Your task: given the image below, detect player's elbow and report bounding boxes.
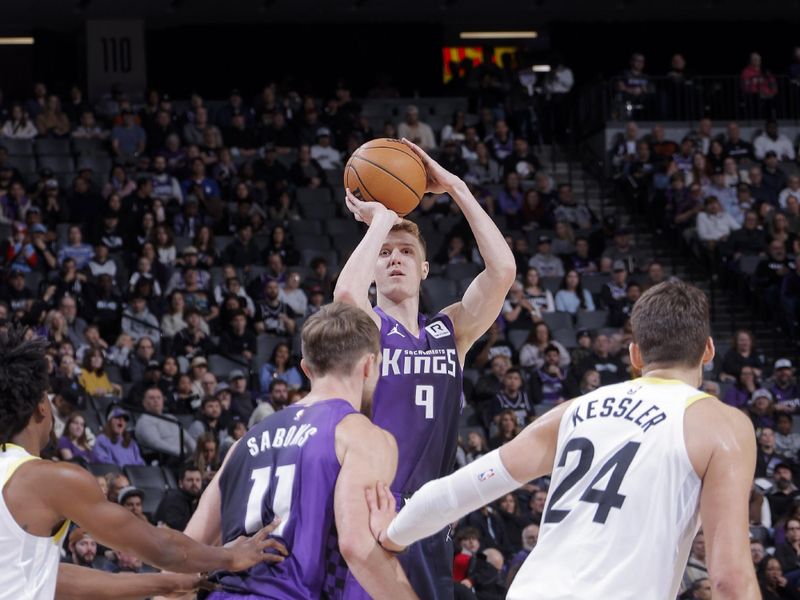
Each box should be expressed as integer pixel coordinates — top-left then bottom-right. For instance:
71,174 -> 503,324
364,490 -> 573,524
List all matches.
491,253 -> 518,288
338,531 -> 379,568
332,287 -> 358,307
709,570 -> 757,600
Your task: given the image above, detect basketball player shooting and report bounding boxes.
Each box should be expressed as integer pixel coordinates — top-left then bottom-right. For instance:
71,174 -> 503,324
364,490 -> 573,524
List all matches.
0,326 -> 287,600
366,282 -> 758,600
334,138 -> 516,599
179,303 -> 417,600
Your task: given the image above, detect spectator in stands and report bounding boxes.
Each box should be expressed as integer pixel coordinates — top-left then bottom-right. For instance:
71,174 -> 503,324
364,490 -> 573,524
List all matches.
720,329 -> 765,382
57,411 -> 93,463
528,235 -> 564,278
616,53 -> 651,116
770,359 -> 799,408
57,224 -> 94,269
697,196 -> 740,244
774,520 -> 800,583
279,271 -> 307,316
227,368 -> 255,422
111,108 -> 146,163
509,524 -> 538,570
121,295 -> 160,346
763,152 -> 789,197
32,93 -> 68,137
182,158 -> 222,220
489,408 -> 522,449
255,280 -> 296,336
154,464 -> 203,531
118,486 -> 149,522
78,348 -> 120,398
775,413 -> 800,459
193,431 -> 221,485
1,103 -> 37,139
135,385 -> 195,458
188,395 -> 227,445
531,345 -> 568,410
550,183 -> 594,231
310,127 -> 342,170
92,407 -> 144,467
222,222 -> 261,269
554,269 -> 595,314
722,122 -> 752,163
608,282 -> 640,328
723,365 -> 758,409
259,342 -> 303,392
752,394 -> 778,433
504,138 -> 540,182
755,120 -> 795,161
172,308 -> 214,361
577,334 -> 626,386
681,531 -> 708,595
502,280 -> 539,331
769,465 -> 800,523
492,368 -> 534,428
67,528 -> 109,570
779,176 -> 800,210
758,555 -> 798,599
219,309 -> 257,359
161,290 -> 188,338
397,104 -> 436,152
72,110 -> 106,140
289,144 -> 327,189
519,321 -> 570,371
757,240 -> 792,314
462,430 -> 489,465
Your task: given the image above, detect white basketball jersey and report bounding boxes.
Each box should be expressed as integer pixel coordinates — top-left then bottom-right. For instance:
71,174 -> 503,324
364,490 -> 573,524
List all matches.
509,377 -> 710,600
0,444 -> 68,600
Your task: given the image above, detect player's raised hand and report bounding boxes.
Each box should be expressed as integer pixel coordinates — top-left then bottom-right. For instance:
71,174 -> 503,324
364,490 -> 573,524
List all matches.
344,187 -> 401,227
365,482 -> 406,554
224,517 -> 289,572
400,137 -> 459,195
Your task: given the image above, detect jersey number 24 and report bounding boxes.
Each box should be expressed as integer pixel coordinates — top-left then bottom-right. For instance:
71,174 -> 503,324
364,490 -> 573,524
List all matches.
544,438 -> 641,525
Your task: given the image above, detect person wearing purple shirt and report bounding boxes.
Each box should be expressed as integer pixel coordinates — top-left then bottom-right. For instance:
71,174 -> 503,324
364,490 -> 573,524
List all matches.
497,171 -> 525,218
91,407 -> 145,467
722,365 -> 757,410
334,139 -> 515,600
771,359 -> 800,412
181,303 -> 416,599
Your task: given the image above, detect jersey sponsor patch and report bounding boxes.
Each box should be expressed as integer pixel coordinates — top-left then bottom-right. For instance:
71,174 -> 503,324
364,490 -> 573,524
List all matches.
425,321 -> 451,339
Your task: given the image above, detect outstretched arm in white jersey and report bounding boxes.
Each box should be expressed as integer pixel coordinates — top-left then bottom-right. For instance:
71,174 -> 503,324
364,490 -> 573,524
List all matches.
400,139 -> 517,364
366,401 -> 569,549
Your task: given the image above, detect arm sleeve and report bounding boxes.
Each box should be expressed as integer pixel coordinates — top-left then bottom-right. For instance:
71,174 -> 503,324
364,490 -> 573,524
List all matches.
386,449 -> 523,547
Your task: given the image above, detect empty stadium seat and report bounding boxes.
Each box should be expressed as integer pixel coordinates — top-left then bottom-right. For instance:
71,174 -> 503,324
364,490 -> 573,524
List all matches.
444,262 -> 481,281
575,310 -> 610,331
208,354 -> 249,378
508,329 -> 530,350
542,311 -> 573,332
325,218 -> 359,237
38,155 -> 74,172
289,220 -> 323,236
124,464 -> 170,489
2,139 -> 34,156
35,138 -> 71,156
422,277 -> 459,312
294,233 -> 330,252
87,463 -> 121,478
72,137 -> 107,156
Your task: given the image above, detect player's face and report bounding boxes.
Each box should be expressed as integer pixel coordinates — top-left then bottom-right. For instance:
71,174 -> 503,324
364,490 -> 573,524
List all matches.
375,231 -> 428,302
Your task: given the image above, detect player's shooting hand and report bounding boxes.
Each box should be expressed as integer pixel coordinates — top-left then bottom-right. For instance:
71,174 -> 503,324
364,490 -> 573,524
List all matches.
344,188 -> 400,227
224,517 -> 289,572
401,137 -> 459,195
365,482 -> 406,553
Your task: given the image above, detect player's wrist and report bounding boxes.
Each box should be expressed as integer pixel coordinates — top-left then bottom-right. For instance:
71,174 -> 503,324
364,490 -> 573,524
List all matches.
378,531 -> 406,554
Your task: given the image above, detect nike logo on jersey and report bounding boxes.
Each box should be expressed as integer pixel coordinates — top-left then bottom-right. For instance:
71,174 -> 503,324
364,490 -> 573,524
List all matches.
388,324 -> 405,338
425,321 -> 451,339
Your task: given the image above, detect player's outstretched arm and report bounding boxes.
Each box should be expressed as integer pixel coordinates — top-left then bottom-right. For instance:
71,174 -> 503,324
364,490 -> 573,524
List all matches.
40,462 -> 287,574
334,414 -> 417,600
692,404 -> 760,599
56,563 -> 205,600
370,402 -> 569,550
401,139 -> 516,364
333,189 -> 400,322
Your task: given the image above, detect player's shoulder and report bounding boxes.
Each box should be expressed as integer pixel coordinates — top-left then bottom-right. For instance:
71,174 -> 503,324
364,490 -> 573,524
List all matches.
686,394 -> 753,437
337,413 -> 397,450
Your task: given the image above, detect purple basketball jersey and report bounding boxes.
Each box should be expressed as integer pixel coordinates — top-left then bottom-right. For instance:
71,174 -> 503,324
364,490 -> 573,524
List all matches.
215,400 -> 356,599
371,307 -> 463,494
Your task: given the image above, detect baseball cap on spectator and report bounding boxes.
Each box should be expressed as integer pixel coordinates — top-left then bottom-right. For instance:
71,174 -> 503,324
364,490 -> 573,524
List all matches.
406,105 -> 419,115
229,369 -> 246,382
146,360 -> 161,371
612,260 -> 627,272
44,179 -> 59,190
182,246 -> 198,256
537,235 -> 551,245
107,406 -> 130,421
191,356 -> 208,368
68,527 -> 92,546
31,224 -> 47,234
576,328 -> 591,341
27,206 -> 40,215
118,486 -> 144,505
751,388 -> 774,404
316,127 -> 331,138
9,268 -> 24,278
775,358 -> 794,371
77,163 -> 94,173
775,461 -> 793,473
215,382 -> 230,396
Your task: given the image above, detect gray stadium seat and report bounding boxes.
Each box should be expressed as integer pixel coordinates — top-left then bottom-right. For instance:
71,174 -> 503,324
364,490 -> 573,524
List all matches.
38,155 -> 74,172
553,328 -> 579,349
576,310 -> 610,331
7,156 -> 36,173
208,354 -> 249,378
508,329 -> 530,350
294,233 -> 331,252
72,137 -> 107,157
422,277 -> 459,312
542,311 -> 573,332
582,275 -> 610,296
35,138 -> 71,156
2,139 -> 34,156
739,255 -> 760,277
541,277 -> 561,295
325,218 -> 359,237
444,262 -> 481,281
88,463 -> 121,478
289,220 -> 323,236
124,465 -> 169,489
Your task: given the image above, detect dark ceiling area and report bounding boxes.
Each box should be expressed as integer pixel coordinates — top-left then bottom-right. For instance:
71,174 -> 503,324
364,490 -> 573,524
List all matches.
5,0 -> 800,29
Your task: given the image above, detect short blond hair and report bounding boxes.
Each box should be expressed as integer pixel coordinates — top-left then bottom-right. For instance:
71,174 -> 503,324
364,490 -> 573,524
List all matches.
391,219 -> 427,257
301,302 -> 380,376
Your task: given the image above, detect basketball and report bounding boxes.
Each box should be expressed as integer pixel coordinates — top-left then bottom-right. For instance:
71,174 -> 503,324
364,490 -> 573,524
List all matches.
344,138 -> 427,216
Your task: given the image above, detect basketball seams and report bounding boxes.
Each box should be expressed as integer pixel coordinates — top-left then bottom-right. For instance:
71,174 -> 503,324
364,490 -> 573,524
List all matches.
359,144 -> 426,179
351,154 -> 422,202
348,163 -> 377,202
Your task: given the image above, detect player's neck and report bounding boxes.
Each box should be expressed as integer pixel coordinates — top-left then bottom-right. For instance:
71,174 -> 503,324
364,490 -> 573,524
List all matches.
377,294 -> 420,335
300,375 -> 364,413
640,365 -> 703,389
9,430 -> 42,457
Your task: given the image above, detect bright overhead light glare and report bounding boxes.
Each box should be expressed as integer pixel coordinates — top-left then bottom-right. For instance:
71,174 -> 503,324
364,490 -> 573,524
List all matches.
459,31 -> 538,40
532,65 -> 551,72
0,37 -> 34,45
